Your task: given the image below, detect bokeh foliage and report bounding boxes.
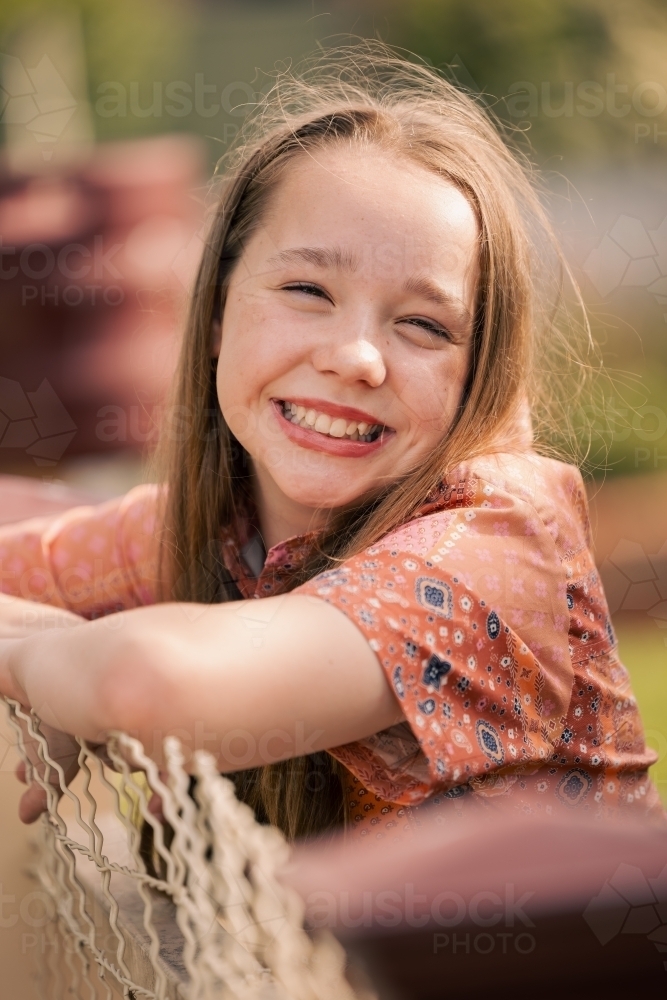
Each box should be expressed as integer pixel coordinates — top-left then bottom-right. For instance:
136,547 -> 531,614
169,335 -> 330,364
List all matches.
0,0 -> 666,476
2,0 -> 665,161
377,0 -> 667,164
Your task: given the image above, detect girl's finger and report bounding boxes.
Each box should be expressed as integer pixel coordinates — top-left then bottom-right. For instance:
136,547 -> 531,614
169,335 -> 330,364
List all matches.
19,784 -> 48,824
148,791 -> 164,822
16,760 -> 27,784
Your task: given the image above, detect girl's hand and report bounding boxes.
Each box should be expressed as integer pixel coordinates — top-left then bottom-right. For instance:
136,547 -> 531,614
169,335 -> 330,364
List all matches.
0,596 -> 86,822
0,596 -> 84,701
14,718 -> 82,823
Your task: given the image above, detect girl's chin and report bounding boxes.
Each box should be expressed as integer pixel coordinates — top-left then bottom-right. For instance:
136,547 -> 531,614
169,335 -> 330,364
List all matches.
271,476 -> 375,512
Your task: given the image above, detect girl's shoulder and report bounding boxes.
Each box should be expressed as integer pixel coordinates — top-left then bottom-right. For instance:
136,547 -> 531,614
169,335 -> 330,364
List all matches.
446,448 -> 586,504
58,481 -> 166,559
114,481 -> 164,525
462,450 -> 591,555
391,450 -> 591,563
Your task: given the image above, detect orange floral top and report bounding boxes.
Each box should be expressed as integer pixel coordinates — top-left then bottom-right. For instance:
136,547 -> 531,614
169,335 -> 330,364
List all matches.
0,450 -> 661,838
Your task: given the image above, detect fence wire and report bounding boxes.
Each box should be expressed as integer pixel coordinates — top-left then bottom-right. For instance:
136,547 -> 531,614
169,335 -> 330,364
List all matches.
4,698 -> 365,1000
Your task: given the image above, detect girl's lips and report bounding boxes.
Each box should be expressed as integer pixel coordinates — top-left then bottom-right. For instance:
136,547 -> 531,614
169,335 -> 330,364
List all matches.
271,400 -> 394,457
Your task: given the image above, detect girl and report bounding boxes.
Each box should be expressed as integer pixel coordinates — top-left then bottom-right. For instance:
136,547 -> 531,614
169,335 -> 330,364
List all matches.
0,45 -> 661,841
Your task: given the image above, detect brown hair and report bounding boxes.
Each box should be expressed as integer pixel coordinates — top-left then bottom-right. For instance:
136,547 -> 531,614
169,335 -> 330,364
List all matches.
152,42 -> 591,840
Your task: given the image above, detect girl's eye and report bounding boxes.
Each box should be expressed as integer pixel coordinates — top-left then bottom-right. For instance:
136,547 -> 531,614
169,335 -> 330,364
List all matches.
282,281 -> 330,300
401,316 -> 452,341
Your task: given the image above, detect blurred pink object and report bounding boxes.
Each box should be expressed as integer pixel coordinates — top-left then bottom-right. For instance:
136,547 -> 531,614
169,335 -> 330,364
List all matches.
0,474 -> 98,523
0,134 -> 207,469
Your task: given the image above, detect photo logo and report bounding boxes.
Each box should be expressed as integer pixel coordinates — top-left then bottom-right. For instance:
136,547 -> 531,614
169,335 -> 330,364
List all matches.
0,377 -> 76,465
0,54 -> 77,161
600,538 -> 667,639
583,214 -> 667,317
583,863 -> 667,961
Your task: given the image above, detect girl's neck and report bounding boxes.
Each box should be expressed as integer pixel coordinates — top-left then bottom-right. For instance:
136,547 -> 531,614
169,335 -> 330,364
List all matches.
251,468 -> 329,550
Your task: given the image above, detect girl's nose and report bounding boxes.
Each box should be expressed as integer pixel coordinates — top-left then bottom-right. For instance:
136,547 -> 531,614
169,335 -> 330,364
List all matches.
311,335 -> 386,387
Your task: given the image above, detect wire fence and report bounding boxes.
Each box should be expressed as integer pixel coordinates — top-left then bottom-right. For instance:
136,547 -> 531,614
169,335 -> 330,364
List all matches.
4,698 -> 364,1000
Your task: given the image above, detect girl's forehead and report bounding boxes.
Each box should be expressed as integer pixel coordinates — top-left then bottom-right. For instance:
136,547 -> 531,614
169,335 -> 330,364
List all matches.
258,148 -> 478,247
256,147 -> 479,284
273,145 -> 475,226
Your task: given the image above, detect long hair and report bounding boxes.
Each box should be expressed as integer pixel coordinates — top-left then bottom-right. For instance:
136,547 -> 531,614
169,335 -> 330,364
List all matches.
151,41 -> 593,840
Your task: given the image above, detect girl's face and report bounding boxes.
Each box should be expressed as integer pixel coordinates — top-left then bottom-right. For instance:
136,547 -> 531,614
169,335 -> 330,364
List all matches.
216,145 -> 479,532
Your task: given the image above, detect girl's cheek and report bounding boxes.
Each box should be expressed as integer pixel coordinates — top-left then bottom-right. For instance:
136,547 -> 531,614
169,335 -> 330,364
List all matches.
392,364 -> 460,428
221,402 -> 258,442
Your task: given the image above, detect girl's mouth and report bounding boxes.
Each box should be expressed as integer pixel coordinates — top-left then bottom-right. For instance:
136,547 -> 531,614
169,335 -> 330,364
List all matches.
278,399 -> 383,441
272,399 -> 393,455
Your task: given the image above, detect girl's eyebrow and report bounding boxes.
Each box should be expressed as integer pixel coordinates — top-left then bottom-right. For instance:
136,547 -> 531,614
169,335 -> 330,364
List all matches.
266,245 -> 358,271
266,247 -> 473,329
404,274 -> 473,327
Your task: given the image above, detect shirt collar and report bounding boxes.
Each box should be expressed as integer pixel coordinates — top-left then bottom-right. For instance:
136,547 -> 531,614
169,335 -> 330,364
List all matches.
221,483 -> 457,599
221,520 -> 319,599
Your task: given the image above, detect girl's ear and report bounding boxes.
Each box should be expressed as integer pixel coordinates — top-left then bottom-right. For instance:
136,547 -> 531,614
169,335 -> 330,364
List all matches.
210,319 -> 222,358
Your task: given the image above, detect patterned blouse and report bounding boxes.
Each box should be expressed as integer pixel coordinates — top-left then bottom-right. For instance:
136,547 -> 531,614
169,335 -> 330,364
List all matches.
0,450 -> 661,838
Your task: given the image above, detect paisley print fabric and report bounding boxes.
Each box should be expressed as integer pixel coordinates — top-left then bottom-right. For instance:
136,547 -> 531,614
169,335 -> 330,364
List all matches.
0,451 -> 662,838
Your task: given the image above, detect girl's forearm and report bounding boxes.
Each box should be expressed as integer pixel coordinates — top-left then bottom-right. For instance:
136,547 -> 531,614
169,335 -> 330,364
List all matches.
4,596 -> 402,769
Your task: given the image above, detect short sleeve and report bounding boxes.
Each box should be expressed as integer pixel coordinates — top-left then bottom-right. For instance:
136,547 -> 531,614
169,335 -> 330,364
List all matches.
0,483 -> 161,616
295,473 -> 574,805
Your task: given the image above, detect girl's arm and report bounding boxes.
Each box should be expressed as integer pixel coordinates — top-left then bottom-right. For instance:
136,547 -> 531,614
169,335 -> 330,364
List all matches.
1,595 -> 404,768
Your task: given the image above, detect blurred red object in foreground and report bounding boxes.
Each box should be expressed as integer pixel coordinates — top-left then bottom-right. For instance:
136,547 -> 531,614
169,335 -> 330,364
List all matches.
286,795 -> 667,999
0,134 -> 207,471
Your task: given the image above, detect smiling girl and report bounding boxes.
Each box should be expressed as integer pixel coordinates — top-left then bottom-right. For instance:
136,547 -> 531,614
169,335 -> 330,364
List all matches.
0,46 -> 661,839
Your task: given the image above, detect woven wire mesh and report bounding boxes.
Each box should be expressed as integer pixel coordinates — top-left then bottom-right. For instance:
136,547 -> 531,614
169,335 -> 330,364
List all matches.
4,698 -> 363,1000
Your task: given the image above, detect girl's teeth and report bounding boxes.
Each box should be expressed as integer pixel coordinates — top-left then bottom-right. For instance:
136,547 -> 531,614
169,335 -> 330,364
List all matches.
314,413 -> 332,434
329,417 -> 347,438
282,402 -> 381,441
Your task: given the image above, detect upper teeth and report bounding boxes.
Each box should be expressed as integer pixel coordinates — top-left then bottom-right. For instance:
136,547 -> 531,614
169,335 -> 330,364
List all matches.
281,401 -> 381,441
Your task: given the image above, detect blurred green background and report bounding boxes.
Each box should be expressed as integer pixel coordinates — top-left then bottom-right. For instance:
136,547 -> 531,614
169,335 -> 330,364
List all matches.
2,0 -> 666,473
0,0 -> 665,792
